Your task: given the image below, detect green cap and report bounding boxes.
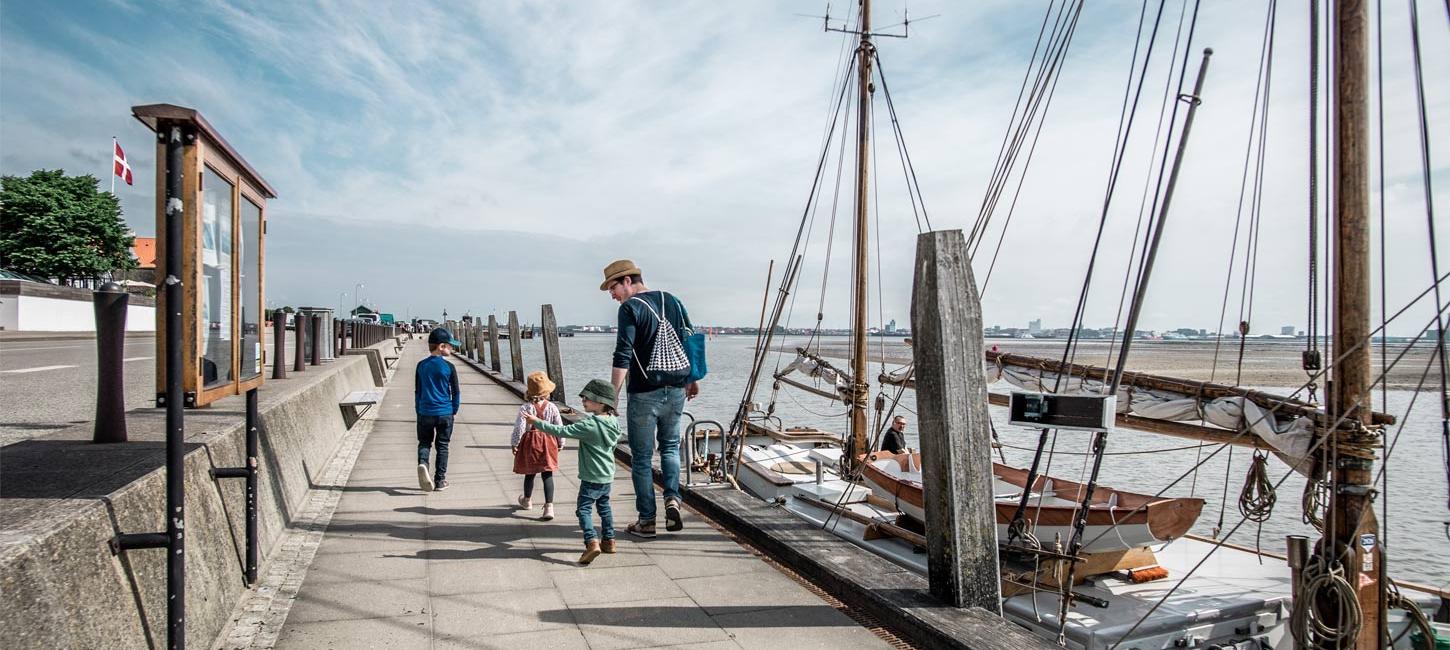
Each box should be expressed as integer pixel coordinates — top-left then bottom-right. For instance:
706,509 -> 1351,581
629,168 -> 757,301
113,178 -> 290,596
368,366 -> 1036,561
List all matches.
578,378 -> 616,409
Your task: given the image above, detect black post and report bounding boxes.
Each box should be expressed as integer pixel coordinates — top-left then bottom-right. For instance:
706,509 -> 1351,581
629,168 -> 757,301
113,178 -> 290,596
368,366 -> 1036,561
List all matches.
244,388 -> 258,584
93,283 -> 129,443
293,313 -> 307,372
541,304 -> 566,402
310,314 -> 322,366
488,315 -> 502,372
272,310 -> 286,379
163,124 -> 188,650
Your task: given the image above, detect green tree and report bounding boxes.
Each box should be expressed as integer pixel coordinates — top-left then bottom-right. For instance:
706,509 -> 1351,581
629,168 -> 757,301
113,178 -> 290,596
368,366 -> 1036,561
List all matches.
0,169 -> 137,282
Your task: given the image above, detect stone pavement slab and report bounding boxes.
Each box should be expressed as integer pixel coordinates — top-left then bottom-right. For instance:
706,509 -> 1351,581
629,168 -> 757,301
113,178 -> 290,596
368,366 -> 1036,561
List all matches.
270,341 -> 891,649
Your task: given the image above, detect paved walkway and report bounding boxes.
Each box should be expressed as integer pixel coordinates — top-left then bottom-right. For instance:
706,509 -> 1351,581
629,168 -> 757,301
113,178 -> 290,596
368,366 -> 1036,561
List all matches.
274,341 -> 891,649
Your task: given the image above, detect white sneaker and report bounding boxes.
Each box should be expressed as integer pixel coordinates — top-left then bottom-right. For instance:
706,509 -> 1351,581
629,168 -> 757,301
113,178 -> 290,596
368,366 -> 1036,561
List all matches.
517,494 -> 532,510
417,463 -> 434,492
540,503 -> 555,521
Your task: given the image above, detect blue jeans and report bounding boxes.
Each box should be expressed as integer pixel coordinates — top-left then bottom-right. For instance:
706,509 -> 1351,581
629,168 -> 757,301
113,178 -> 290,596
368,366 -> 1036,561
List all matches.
576,481 -> 614,543
627,386 -> 685,522
416,414 -> 454,481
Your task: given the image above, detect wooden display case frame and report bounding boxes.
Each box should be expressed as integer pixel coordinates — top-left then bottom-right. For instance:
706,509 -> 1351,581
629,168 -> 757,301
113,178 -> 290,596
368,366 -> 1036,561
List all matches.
133,104 -> 277,408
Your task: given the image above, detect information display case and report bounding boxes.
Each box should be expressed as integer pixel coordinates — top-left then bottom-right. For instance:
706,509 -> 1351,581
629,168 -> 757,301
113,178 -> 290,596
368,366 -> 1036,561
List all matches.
133,104 -> 277,407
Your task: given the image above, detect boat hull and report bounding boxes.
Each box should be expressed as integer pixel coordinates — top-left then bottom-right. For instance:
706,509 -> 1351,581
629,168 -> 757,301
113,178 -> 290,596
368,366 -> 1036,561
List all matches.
859,451 -> 1203,553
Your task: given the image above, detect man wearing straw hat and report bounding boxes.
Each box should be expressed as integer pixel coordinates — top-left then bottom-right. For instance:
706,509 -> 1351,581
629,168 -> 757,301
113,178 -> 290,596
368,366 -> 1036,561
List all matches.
601,259 -> 699,538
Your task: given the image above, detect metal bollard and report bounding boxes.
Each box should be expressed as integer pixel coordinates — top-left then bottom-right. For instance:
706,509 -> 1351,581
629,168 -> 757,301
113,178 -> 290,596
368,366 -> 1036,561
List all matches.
293,313 -> 307,372
93,282 -> 129,443
272,310 -> 287,379
310,315 -> 322,366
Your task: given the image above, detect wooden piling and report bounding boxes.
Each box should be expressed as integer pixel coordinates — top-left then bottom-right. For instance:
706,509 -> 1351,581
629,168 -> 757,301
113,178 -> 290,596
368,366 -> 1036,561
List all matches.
507,311 -> 524,383
909,229 -> 1000,611
541,304 -> 566,402
487,315 -> 502,372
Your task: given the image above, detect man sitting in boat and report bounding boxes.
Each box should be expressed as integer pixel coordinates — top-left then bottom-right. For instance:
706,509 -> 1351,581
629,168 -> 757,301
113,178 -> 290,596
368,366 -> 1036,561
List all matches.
879,415 -> 908,455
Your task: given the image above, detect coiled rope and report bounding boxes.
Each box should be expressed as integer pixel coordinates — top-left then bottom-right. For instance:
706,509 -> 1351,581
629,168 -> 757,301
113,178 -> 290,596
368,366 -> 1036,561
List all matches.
1237,450 -> 1276,523
1289,558 -> 1361,649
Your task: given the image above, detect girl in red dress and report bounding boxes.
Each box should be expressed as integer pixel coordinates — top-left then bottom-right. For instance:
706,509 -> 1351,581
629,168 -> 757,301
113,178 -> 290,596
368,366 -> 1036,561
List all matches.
513,371 -> 563,520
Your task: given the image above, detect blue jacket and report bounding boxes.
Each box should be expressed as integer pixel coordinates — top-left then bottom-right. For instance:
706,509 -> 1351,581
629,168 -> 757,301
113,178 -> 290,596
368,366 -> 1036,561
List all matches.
415,355 -> 460,416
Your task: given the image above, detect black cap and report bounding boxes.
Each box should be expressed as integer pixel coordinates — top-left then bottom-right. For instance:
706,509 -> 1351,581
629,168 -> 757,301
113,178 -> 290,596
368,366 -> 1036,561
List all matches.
428,328 -> 453,346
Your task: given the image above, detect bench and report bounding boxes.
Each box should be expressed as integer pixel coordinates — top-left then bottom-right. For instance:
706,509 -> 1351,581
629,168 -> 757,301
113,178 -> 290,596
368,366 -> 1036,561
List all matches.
384,356 -> 399,368
339,389 -> 384,429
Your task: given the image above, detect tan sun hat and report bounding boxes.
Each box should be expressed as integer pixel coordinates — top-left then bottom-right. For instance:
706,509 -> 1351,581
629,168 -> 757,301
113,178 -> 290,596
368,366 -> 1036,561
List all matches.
599,259 -> 643,291
526,371 -> 556,399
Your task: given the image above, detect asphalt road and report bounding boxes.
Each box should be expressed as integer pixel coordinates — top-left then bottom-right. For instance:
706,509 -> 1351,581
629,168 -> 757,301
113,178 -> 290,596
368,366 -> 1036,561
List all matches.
0,336 -> 295,445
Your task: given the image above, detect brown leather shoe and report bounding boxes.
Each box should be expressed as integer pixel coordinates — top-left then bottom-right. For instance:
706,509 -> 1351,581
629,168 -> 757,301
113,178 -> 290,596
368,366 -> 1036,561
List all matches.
579,540 -> 602,565
600,538 -> 616,554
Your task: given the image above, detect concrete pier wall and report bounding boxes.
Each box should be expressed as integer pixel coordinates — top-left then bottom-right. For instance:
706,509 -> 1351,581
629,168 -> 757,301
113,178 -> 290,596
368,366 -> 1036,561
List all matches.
0,340 -> 394,649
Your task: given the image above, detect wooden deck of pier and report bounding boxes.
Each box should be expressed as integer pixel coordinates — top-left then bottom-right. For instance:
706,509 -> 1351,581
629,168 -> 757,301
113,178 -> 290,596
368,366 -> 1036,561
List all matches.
272,340 -> 892,649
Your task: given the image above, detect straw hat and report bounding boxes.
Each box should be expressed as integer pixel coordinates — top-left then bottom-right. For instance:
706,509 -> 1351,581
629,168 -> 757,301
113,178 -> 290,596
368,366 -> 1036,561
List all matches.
526,371 -> 556,399
599,259 -> 643,290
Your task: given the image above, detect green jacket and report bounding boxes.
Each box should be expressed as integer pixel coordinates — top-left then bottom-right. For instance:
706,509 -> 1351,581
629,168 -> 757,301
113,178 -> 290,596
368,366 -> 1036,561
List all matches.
534,414 -> 622,484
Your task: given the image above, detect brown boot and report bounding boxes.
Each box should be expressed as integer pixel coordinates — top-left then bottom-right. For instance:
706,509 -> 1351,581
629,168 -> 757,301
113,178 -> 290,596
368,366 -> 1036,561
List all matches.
579,540 -> 602,565
600,538 -> 616,554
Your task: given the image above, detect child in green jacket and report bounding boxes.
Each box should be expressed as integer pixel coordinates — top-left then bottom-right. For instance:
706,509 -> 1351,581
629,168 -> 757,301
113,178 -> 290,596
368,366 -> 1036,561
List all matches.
524,378 -> 623,565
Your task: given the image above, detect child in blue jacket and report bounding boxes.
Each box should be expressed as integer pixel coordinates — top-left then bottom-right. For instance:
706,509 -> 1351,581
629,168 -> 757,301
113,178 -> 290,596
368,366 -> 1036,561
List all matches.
416,328 -> 461,491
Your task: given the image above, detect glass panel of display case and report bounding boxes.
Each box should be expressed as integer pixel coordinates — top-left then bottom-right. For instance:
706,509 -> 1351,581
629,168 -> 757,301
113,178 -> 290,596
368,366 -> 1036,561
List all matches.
201,165 -> 234,389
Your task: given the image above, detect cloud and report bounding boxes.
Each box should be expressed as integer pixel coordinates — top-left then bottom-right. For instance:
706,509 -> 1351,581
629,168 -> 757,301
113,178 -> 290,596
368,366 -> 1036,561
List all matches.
1,0 -> 1445,335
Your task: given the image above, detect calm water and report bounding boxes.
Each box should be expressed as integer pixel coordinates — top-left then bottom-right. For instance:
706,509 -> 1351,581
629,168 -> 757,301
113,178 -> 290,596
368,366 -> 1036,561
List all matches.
500,333 -> 1449,588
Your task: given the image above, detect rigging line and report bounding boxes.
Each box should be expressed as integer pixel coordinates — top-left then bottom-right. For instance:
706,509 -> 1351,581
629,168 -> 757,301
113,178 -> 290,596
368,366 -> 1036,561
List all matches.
1046,0 -> 1174,379
770,54 -> 860,378
874,57 -> 922,232
873,51 -> 935,232
1308,0 -> 1321,363
1406,0 -> 1450,511
1110,1 -> 1201,394
1107,0 -> 1193,378
972,2 -> 1081,259
995,441 -> 1227,456
1076,289 -> 1450,553
1106,322 -> 1447,650
871,85 -> 886,375
1207,0 -> 1277,387
971,0 -> 1081,255
1060,17 -> 1207,638
1234,2 -> 1279,389
971,0 -> 1064,243
811,71 -> 859,345
1005,0 -> 1168,545
978,8 -> 1083,294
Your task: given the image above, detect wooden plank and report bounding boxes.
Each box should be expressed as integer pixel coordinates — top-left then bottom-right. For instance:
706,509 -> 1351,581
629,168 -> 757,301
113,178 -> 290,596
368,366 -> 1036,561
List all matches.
911,229 -> 1000,611
541,304 -> 566,402
982,350 -> 1394,426
507,310 -> 524,382
487,315 -> 502,372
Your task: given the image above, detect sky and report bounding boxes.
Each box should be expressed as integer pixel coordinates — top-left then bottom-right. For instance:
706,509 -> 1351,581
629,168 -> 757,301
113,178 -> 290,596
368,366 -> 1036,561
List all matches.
1,1 -> 1446,335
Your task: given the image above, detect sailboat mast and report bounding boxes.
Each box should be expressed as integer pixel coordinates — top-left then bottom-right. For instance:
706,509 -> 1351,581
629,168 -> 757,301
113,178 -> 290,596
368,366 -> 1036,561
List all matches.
848,0 -> 875,467
1328,0 -> 1380,642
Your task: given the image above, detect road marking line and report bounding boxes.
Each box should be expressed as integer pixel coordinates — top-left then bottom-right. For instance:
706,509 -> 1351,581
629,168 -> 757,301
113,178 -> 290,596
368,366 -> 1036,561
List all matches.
123,356 -> 153,362
1,365 -> 77,374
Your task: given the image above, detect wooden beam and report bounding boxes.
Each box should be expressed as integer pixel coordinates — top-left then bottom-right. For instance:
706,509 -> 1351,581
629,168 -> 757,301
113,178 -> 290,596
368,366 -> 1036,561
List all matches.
507,310 -> 524,383
983,350 -> 1394,426
541,304 -> 566,402
911,229 -> 1000,611
487,315 -> 502,373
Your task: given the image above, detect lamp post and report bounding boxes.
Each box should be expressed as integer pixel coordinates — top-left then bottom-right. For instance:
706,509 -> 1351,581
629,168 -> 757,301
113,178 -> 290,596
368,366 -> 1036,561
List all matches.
353,282 -> 365,318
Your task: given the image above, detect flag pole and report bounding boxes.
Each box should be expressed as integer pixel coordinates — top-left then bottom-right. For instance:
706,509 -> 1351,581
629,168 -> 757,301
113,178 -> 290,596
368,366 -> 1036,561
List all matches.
111,137 -> 117,195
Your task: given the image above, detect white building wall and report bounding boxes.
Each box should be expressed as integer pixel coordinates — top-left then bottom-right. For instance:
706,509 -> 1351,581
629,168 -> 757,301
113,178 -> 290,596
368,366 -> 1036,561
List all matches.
7,295 -> 156,332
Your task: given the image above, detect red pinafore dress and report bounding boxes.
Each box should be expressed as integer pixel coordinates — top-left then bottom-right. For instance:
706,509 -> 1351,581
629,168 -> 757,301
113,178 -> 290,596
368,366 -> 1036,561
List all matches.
513,401 -> 560,474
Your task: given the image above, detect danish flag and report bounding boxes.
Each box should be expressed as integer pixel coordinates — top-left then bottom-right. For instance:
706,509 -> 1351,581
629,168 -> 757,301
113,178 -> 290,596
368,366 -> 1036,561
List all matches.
113,139 -> 133,186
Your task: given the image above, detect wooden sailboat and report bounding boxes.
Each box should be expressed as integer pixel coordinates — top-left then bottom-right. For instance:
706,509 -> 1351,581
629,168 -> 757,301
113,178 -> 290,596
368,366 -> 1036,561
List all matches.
701,0 -> 1448,647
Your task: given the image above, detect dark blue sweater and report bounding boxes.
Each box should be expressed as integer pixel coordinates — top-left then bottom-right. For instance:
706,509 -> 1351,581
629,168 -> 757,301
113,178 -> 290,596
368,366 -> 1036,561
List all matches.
415,354 -> 460,416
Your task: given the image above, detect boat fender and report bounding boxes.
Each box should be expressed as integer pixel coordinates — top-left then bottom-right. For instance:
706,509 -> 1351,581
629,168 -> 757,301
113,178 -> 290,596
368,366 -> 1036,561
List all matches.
1125,565 -> 1170,583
